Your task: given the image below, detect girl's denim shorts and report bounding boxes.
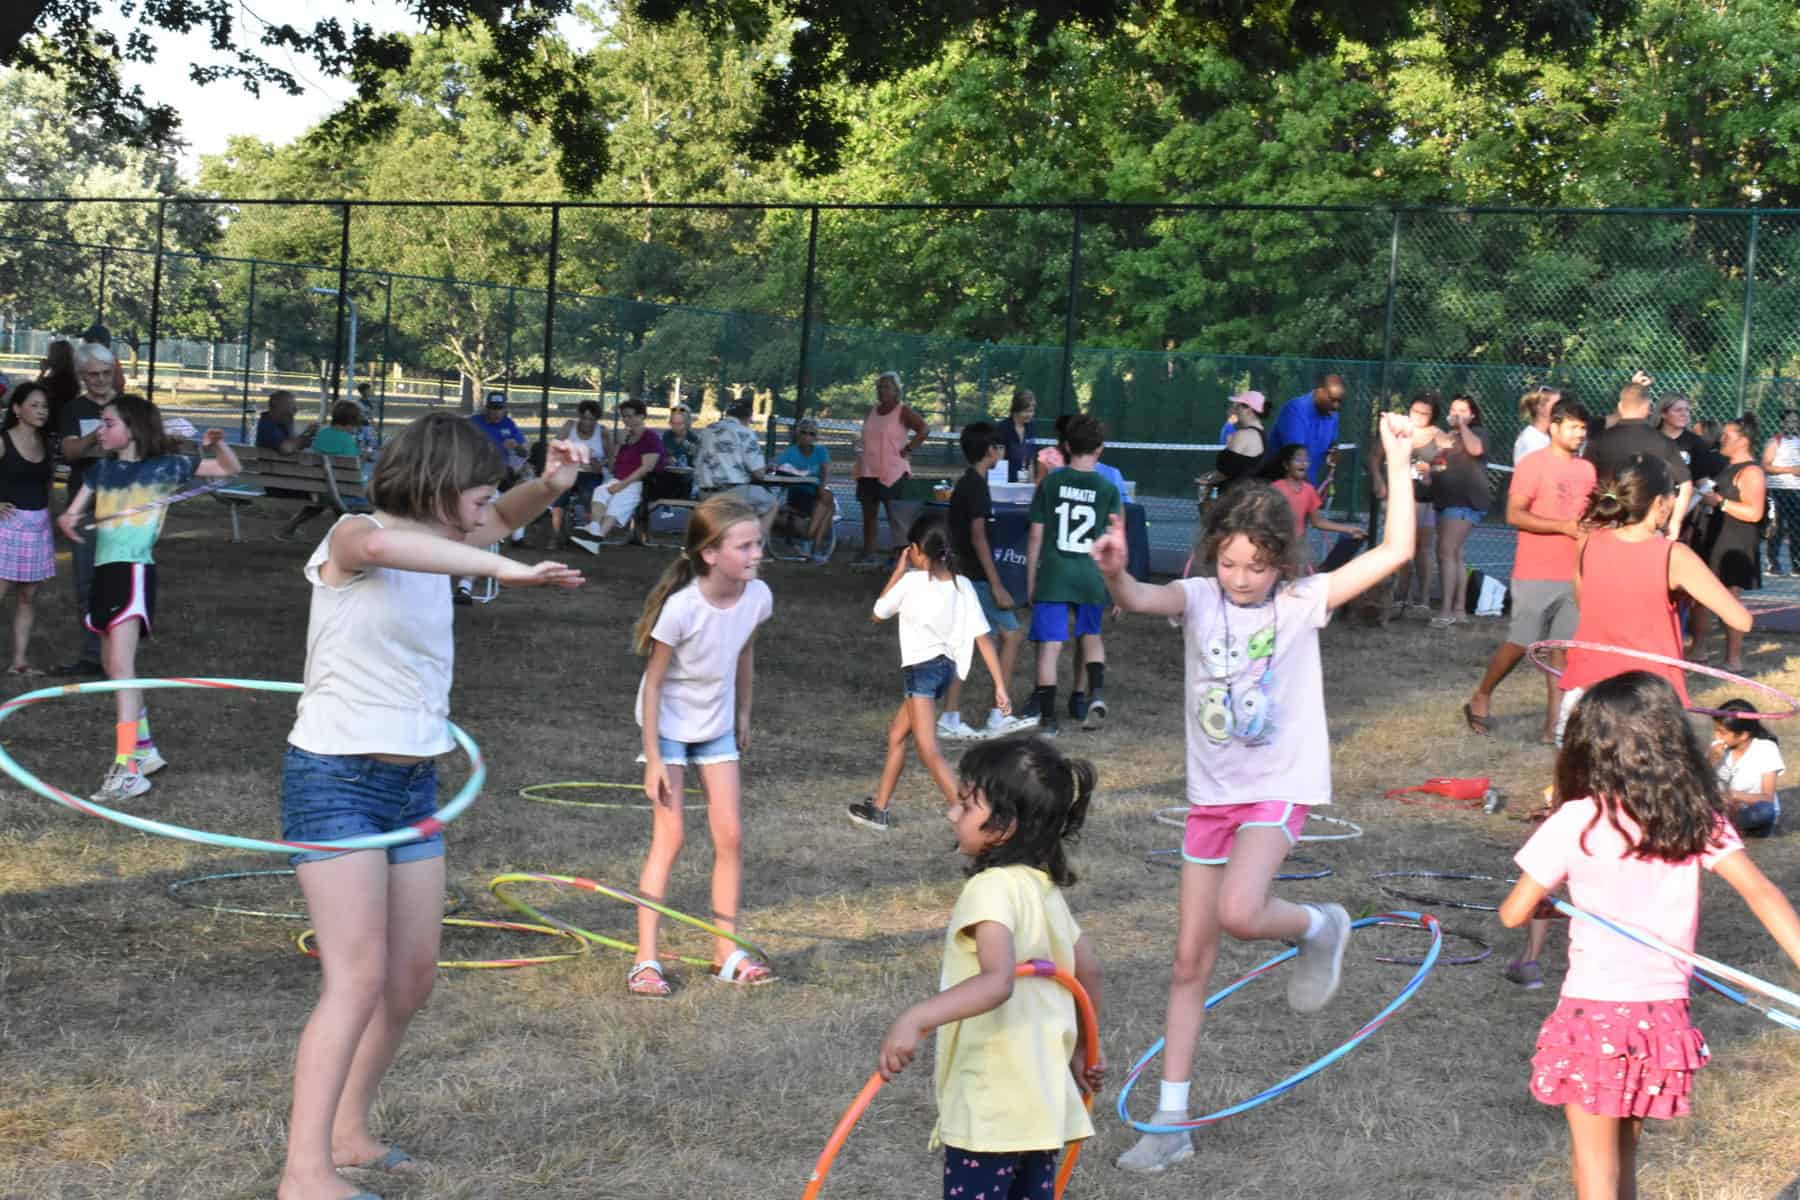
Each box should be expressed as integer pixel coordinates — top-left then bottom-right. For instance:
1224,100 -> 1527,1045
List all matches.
642,727 -> 740,767
903,653 -> 956,700
281,746 -> 444,868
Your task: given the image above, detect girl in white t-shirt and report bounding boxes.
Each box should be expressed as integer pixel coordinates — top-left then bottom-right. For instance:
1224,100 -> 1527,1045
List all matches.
1710,698 -> 1783,837
847,514 -> 1010,832
1094,414 -> 1418,1174
878,737 -> 1104,1197
278,414 -> 586,1200
629,494 -> 775,997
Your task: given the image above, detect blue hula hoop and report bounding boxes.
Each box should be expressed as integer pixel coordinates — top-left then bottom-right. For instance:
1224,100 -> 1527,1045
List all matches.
1551,899 -> 1800,1034
1116,911 -> 1443,1132
0,678 -> 484,855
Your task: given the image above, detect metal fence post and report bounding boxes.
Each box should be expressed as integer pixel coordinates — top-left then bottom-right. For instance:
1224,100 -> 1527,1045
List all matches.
377,273 -> 394,442
503,285 -> 518,398
794,206 -> 820,423
328,203 -> 351,404
145,199 -> 167,399
538,203 -> 562,446
1736,213 -> 1760,416
97,245 -> 110,325
1057,207 -> 1083,416
238,259 -> 257,441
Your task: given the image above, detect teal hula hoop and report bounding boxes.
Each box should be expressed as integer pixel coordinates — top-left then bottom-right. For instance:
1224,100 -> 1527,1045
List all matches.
0,678 -> 484,855
1117,912 -> 1442,1132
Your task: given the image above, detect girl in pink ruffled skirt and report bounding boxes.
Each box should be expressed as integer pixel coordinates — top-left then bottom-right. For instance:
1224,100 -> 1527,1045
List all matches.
1500,671 -> 1800,1200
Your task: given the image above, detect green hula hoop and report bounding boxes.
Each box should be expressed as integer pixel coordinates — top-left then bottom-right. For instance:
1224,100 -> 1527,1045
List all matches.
167,868 -> 467,921
489,871 -> 769,971
518,780 -> 701,811
0,678 -> 483,856
298,916 -> 590,969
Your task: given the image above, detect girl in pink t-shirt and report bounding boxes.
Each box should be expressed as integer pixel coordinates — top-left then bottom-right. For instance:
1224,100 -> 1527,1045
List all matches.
629,494 -> 776,997
1270,445 -> 1366,570
1500,672 -> 1800,1200
1094,415 -> 1419,1173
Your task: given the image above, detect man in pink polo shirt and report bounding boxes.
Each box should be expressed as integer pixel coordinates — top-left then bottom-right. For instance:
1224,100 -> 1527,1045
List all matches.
1464,398 -> 1594,743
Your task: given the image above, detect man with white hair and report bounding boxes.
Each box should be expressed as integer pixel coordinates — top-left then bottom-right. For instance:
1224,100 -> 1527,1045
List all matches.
50,342 -> 117,676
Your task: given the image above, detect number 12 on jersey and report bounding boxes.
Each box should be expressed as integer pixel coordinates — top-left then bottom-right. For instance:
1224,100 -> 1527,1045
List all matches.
1054,497 -> 1099,553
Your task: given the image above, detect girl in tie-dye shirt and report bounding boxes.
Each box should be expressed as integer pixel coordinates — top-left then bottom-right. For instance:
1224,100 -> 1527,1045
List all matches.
55,394 -> 240,803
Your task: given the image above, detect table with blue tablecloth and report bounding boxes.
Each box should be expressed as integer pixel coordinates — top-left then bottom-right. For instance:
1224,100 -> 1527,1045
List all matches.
929,501 -> 1152,596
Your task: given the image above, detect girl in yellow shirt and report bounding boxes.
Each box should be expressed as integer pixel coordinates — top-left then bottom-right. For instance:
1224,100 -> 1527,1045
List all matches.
879,737 -> 1105,1198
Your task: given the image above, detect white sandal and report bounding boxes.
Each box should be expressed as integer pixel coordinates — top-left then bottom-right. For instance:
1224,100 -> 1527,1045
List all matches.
627,959 -> 671,998
711,948 -> 776,986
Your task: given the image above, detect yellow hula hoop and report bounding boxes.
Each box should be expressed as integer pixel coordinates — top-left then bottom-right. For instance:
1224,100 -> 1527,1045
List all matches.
518,780 -> 703,811
296,916 -> 591,970
490,872 -> 769,971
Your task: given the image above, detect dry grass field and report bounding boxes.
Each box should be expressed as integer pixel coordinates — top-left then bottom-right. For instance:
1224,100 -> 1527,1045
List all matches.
2,499 -> 1797,1200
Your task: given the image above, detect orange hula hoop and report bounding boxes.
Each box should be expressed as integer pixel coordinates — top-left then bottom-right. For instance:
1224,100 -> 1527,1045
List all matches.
801,959 -> 1099,1200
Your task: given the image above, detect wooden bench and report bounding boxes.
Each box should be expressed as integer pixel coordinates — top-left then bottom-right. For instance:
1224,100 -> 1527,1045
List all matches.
213,444 -> 369,542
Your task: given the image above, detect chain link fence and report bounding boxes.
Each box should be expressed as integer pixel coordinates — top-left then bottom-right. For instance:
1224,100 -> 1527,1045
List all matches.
5,198 -> 1800,570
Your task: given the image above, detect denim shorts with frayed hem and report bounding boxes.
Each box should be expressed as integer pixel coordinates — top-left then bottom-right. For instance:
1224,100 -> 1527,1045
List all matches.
282,746 -> 444,868
902,653 -> 956,700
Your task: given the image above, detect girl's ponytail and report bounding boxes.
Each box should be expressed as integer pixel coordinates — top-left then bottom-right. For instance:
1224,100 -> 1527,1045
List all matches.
1581,454 -> 1669,530
907,510 -> 954,570
1062,756 -> 1094,839
632,493 -> 758,655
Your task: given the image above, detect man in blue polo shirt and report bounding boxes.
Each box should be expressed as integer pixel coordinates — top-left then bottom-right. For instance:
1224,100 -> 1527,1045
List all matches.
470,391 -> 529,474
1269,374 -> 1346,487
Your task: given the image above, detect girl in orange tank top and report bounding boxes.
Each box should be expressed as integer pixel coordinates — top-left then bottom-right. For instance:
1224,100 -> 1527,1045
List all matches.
1559,455 -> 1749,736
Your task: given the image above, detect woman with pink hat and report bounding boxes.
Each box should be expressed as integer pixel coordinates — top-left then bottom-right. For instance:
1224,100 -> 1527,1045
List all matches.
1215,390 -> 1268,486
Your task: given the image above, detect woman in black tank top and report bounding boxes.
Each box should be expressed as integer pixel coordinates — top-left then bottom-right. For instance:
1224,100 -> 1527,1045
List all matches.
0,380 -> 58,673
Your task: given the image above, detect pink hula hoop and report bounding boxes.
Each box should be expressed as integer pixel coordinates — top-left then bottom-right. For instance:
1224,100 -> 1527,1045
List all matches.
1526,639 -> 1800,721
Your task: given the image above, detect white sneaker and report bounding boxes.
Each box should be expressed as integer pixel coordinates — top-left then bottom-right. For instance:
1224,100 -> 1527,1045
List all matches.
509,526 -> 526,543
936,713 -> 978,741
1289,902 -> 1352,1012
133,746 -> 167,776
1115,1110 -> 1194,1173
985,710 -> 1034,735
581,520 -> 604,537
92,761 -> 151,803
570,536 -> 601,555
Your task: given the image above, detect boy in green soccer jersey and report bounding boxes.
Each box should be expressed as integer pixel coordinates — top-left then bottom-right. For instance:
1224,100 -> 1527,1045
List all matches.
1025,413 -> 1120,736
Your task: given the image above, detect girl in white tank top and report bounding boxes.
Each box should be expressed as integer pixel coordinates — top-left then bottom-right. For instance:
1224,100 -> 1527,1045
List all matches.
277,413 -> 588,1200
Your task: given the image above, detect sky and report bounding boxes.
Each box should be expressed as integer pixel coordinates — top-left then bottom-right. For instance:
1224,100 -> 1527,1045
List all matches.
107,0 -> 416,174
106,0 -> 595,176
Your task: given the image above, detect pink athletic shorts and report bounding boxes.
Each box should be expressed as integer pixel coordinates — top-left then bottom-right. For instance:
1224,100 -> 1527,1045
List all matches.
1182,801 -> 1310,865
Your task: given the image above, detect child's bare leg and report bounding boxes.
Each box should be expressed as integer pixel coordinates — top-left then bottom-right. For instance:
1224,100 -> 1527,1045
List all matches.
907,695 -> 959,805
943,676 -> 965,723
634,761 -> 688,967
279,850 -> 394,1200
101,621 -> 143,729
1036,639 -> 1062,687
331,856 -> 443,1167
698,760 -> 745,968
873,702 -> 913,809
1565,1107 -> 1626,1200
1543,649 -> 1565,739
1215,826 -> 1311,942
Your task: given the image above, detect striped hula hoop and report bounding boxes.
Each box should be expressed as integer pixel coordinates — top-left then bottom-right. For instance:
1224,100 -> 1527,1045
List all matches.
1526,639 -> 1800,721
0,678 -> 483,855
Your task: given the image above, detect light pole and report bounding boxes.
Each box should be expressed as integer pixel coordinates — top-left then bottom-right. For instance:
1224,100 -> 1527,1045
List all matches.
309,286 -> 359,417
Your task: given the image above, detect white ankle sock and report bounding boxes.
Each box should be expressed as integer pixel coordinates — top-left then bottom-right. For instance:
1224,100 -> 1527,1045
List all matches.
1301,904 -> 1325,941
1157,1080 -> 1191,1114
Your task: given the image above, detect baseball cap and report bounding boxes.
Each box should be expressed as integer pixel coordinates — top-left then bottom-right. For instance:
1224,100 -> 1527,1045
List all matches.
794,417 -> 818,434
1229,390 -> 1267,414
484,391 -> 507,407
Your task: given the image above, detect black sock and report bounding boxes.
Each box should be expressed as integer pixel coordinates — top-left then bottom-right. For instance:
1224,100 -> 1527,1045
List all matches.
1036,685 -> 1057,720
1087,662 -> 1105,693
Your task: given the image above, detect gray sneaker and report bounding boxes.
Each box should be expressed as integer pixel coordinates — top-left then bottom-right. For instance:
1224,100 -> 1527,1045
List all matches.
1503,958 -> 1545,989
1288,902 -> 1351,1013
1115,1110 -> 1194,1173
846,799 -> 891,830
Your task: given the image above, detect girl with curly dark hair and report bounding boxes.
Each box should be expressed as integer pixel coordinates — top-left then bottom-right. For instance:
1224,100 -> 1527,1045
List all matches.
1094,415 -> 1420,1172
1500,672 -> 1800,1200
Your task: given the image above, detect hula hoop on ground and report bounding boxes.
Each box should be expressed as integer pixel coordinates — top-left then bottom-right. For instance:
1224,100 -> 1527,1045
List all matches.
1143,848 -> 1332,881
803,959 -> 1098,1200
1118,912 -> 1442,1131
1298,814 -> 1364,842
1153,806 -> 1186,830
518,780 -> 701,811
489,871 -> 769,970
167,869 -> 467,921
1370,870 -> 1516,912
1552,899 -> 1800,1032
298,916 -> 590,969
0,678 -> 484,855
1365,917 -> 1491,966
1526,639 -> 1800,721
